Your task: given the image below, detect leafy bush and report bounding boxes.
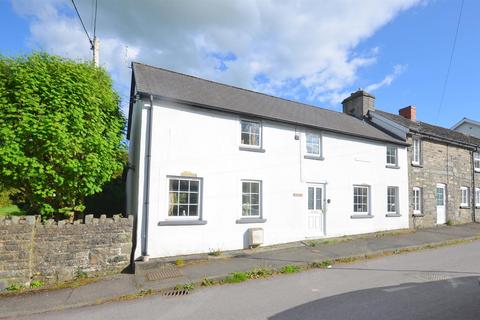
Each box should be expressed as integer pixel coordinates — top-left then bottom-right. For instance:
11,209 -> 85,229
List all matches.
5,283 -> 24,291
224,272 -> 248,283
0,53 -> 125,219
280,264 -> 301,274
30,280 -> 45,288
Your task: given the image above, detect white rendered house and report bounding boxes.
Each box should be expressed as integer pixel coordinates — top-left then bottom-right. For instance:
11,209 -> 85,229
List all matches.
126,63 -> 409,260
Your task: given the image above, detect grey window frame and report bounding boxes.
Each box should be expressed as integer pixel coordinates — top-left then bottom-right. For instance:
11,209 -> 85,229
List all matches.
240,119 -> 262,149
166,176 -> 203,220
305,132 -> 322,157
386,145 -> 398,167
353,185 -> 370,215
387,186 -> 399,214
474,152 -> 480,172
241,180 -> 262,218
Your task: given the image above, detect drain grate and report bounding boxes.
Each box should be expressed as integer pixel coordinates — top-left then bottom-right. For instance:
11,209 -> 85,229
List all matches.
163,289 -> 190,297
146,265 -> 182,281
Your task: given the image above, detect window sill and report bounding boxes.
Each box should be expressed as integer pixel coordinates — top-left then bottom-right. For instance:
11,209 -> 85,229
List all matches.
158,220 -> 207,226
475,169 -> 480,173
385,165 -> 400,169
460,206 -> 471,209
350,214 -> 374,219
412,213 -> 424,217
235,218 -> 267,224
304,155 -> 324,161
411,163 -> 423,168
386,213 -> 401,217
239,146 -> 265,153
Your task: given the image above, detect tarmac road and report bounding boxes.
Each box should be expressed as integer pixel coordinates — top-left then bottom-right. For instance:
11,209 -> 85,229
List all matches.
17,240 -> 480,320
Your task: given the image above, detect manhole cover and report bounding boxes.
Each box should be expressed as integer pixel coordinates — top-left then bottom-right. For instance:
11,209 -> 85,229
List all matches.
146,265 -> 182,281
163,289 -> 190,297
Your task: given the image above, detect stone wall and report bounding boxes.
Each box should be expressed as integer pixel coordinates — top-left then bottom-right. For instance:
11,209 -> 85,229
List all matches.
407,135 -> 477,228
0,214 -> 133,290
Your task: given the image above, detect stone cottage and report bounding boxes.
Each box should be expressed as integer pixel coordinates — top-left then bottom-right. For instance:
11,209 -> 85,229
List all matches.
358,99 -> 480,228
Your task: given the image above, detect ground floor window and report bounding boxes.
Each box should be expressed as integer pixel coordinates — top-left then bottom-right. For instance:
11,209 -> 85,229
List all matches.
353,185 -> 370,214
476,188 -> 480,208
242,180 -> 261,217
168,177 -> 201,217
387,186 -> 399,214
413,187 -> 422,214
460,187 -> 469,207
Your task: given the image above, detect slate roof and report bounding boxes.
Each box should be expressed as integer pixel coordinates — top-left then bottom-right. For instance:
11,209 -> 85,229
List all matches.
373,110 -> 480,147
129,62 -> 406,145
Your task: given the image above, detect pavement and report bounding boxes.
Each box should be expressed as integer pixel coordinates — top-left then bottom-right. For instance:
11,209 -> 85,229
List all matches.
2,223 -> 480,318
14,236 -> 480,320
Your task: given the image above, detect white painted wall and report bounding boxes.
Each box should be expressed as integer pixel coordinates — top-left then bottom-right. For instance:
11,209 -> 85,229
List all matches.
129,98 -> 409,259
454,122 -> 480,139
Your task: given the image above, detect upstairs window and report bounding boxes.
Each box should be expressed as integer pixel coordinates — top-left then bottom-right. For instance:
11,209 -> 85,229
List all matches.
386,146 -> 398,166
460,187 -> 469,208
306,133 -> 321,156
240,120 -> 261,147
168,177 -> 201,217
474,152 -> 480,172
413,187 -> 422,214
412,137 -> 421,165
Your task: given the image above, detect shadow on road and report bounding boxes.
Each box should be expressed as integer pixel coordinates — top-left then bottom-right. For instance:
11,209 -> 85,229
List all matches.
269,276 -> 480,320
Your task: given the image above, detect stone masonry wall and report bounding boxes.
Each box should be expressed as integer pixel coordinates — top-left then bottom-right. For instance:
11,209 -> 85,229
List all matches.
0,214 -> 133,290
408,135 -> 477,228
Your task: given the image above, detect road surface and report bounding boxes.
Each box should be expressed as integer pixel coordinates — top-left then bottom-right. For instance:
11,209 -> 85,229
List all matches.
17,241 -> 480,320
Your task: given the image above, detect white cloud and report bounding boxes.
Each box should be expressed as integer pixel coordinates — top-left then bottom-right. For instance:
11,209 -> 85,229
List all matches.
11,0 -> 423,110
365,64 -> 408,92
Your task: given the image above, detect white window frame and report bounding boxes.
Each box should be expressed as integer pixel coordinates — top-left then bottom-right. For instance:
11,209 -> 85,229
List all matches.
387,186 -> 399,214
412,137 -> 421,165
413,187 -> 422,215
241,180 -> 262,217
460,187 -> 469,208
476,188 -> 480,208
474,152 -> 480,172
305,132 -> 322,157
353,185 -> 370,215
240,119 -> 262,149
167,176 -> 202,220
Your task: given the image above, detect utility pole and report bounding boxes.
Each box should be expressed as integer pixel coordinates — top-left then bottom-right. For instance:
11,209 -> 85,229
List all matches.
92,37 -> 100,67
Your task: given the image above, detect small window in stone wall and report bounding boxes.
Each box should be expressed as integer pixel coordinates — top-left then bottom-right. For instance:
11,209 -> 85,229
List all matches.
476,188 -> 480,207
412,137 -> 421,165
460,187 -> 469,208
413,187 -> 422,214
474,153 -> 480,172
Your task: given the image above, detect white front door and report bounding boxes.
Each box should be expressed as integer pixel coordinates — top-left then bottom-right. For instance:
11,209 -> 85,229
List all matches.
436,184 -> 447,224
307,184 -> 325,237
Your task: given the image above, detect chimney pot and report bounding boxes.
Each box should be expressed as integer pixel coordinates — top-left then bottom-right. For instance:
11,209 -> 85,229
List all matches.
399,105 -> 416,121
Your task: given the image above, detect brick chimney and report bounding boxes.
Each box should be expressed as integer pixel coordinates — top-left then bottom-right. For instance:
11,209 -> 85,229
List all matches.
342,90 -> 375,119
399,105 -> 416,121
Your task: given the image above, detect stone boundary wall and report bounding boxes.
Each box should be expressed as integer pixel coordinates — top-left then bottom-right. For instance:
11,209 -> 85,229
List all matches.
0,214 -> 133,290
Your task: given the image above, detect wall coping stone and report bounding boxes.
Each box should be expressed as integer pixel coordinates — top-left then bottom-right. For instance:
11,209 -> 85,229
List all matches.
0,214 -> 133,227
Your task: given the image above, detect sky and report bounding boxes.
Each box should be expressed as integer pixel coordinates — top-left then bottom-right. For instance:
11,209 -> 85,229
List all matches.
1,0 -> 479,129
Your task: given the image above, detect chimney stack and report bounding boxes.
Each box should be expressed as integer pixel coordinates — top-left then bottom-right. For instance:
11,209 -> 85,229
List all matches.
399,105 -> 416,121
342,90 -> 375,119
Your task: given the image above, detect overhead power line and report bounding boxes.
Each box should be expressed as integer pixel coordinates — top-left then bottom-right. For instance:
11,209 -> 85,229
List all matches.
436,0 -> 465,121
71,0 -> 93,46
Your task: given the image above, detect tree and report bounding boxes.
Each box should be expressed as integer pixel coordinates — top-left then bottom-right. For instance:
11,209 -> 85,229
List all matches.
0,53 -> 125,219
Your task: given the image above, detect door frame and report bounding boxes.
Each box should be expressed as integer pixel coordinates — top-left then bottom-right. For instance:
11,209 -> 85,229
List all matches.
436,183 -> 447,224
306,183 -> 326,238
